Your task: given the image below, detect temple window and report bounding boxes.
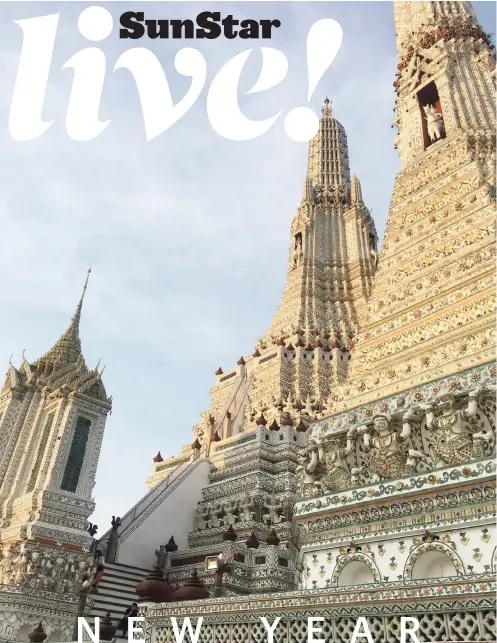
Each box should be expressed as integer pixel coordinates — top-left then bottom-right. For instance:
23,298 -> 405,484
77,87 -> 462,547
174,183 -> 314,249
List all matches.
418,81 -> 446,149
61,416 -> 91,493
26,412 -> 55,492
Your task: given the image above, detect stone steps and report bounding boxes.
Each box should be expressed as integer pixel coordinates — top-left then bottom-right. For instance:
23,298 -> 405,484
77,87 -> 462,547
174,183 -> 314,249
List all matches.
85,562 -> 149,629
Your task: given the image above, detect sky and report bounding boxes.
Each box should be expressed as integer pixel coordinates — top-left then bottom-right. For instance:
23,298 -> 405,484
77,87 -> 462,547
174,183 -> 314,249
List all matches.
0,1 -> 494,537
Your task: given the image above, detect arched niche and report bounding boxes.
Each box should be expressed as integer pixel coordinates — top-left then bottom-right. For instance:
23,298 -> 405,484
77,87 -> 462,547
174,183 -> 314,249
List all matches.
417,81 -> 446,149
16,624 -> 33,642
47,630 -> 64,642
332,552 -> 380,586
404,542 -> 464,580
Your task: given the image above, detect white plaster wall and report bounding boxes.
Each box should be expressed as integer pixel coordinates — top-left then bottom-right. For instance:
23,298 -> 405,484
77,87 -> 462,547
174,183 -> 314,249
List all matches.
300,523 -> 495,589
117,459 -> 210,569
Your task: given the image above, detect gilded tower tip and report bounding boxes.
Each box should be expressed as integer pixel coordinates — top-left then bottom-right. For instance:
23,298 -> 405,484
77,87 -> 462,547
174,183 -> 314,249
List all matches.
321,97 -> 332,118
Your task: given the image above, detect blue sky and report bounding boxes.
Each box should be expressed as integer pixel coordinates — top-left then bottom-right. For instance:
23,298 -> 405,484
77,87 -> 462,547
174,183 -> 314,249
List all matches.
0,2 -> 494,536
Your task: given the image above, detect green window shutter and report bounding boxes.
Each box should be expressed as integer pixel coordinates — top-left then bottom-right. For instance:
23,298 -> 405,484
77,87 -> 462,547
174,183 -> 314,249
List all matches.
26,412 -> 55,492
61,417 -> 91,493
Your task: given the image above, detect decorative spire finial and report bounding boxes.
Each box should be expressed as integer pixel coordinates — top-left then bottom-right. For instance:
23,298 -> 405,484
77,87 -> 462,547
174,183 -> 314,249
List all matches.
65,268 -> 91,340
321,97 -> 332,118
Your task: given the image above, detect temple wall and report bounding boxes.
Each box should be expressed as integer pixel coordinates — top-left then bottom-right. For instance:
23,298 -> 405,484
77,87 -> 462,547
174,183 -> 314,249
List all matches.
0,587 -> 75,643
116,459 -> 210,569
300,522 -> 496,590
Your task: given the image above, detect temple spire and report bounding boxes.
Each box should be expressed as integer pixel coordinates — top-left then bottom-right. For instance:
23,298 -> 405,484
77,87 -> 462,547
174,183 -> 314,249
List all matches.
67,268 -> 91,340
36,269 -> 91,368
266,98 -> 376,342
305,96 -> 351,192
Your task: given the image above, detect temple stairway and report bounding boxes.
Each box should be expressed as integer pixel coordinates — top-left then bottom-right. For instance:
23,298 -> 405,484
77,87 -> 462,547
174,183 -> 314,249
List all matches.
85,562 -> 149,638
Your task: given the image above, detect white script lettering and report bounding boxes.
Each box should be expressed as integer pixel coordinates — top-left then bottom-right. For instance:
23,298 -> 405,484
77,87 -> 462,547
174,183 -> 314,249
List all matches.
8,6 -> 343,143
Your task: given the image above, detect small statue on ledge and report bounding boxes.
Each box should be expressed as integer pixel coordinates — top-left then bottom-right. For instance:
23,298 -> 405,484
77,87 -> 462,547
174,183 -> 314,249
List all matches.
87,522 -> 98,537
423,104 -> 445,142
105,516 -> 122,563
154,545 -> 167,570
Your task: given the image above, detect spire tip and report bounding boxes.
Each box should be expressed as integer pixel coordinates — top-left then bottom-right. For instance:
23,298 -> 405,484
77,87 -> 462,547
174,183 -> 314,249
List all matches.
321,97 -> 332,118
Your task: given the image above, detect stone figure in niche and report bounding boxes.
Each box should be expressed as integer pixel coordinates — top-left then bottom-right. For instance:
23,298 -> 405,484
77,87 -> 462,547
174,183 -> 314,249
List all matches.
423,104 -> 445,142
263,500 -> 284,526
13,549 -> 28,585
195,505 -> 211,530
224,499 -> 239,526
154,545 -> 167,570
297,439 -> 326,497
240,493 -> 256,522
419,389 -> 489,466
292,233 -> 304,269
320,429 -> 356,492
337,184 -> 348,205
1,546 -> 14,584
210,504 -> 224,528
358,413 -> 423,482
26,549 -> 42,578
105,516 -> 122,563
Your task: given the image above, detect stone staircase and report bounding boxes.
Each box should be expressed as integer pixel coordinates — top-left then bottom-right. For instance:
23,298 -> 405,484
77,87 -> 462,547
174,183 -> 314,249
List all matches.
85,562 -> 149,638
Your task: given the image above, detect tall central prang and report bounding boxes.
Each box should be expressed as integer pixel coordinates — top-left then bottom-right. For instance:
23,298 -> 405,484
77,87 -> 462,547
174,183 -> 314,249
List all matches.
148,100 -> 378,488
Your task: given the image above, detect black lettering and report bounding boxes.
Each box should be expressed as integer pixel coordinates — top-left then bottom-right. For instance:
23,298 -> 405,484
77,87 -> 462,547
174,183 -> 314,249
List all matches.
170,19 -> 194,39
260,19 -> 281,38
239,19 -> 259,39
196,11 -> 222,39
119,11 -> 145,39
145,19 -> 169,39
222,15 -> 239,39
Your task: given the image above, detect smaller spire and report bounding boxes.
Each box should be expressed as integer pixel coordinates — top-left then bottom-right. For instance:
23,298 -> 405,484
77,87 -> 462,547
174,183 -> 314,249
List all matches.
351,175 -> 363,205
37,269 -> 92,368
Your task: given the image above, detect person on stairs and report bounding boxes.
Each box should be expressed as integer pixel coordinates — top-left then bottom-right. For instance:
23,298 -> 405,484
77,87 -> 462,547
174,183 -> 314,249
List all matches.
91,550 -> 105,592
119,603 -> 139,637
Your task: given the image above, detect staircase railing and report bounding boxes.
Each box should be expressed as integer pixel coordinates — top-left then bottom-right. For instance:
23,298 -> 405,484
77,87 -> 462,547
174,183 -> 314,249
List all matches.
212,371 -> 249,439
231,376 -> 251,427
96,450 -> 206,560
